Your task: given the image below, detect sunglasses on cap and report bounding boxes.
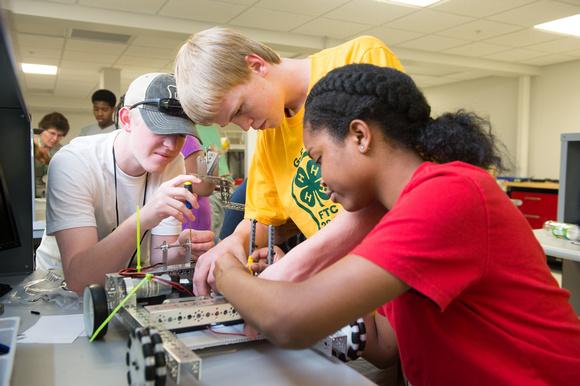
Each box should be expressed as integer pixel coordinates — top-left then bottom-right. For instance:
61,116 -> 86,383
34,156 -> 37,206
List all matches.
129,98 -> 189,119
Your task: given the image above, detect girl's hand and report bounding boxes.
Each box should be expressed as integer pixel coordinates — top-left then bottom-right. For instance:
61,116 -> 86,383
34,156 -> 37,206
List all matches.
214,252 -> 249,293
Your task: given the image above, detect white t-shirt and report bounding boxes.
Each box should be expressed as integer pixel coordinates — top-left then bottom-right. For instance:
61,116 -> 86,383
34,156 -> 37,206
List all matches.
79,122 -> 116,136
35,131 -> 184,273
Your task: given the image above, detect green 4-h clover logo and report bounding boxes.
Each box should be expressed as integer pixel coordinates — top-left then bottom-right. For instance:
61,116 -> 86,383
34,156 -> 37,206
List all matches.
291,150 -> 339,232
294,159 -> 329,207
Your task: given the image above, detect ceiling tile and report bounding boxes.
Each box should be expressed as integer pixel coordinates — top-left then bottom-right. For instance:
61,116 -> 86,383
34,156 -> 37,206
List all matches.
159,0 -> 248,23
230,8 -> 314,32
432,0 -> 537,18
77,0 -> 164,14
57,71 -> 100,83
62,50 -> 119,65
56,79 -> 100,90
19,49 -> 61,62
386,9 -> 474,34
445,70 -> 496,81
59,60 -> 113,72
115,55 -> 171,67
17,33 -> 65,50
324,0 -> 416,26
65,39 -> 128,55
484,28 -> 563,47
396,35 -> 468,52
489,0 -> 580,27
364,26 -> 424,45
292,18 -> 370,39
219,0 -> 258,5
54,83 -> 97,98
438,20 -> 523,41
403,60 -> 467,76
411,74 -> 455,88
131,35 -> 187,49
24,74 -> 57,90
484,47 -> 546,62
255,0 -> 348,17
444,42 -> 510,57
123,45 -> 178,60
523,53 -> 578,65
525,37 -> 580,54
12,15 -> 67,37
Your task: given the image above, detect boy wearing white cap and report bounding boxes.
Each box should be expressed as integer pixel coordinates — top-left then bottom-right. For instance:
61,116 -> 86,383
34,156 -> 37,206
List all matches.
35,73 -> 214,293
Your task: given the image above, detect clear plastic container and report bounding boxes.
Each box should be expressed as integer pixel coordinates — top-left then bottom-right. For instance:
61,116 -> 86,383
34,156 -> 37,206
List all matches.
543,220 -> 580,241
0,317 -> 20,386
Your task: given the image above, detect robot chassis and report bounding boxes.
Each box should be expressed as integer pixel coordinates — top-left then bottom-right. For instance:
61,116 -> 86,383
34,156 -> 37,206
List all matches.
83,236 -> 350,386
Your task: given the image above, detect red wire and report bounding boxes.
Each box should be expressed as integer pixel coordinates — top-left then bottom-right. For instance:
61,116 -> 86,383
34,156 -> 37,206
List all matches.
207,326 -> 247,337
117,263 -> 194,297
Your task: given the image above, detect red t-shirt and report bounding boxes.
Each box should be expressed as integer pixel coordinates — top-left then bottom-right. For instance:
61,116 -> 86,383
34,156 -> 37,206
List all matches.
352,162 -> 580,386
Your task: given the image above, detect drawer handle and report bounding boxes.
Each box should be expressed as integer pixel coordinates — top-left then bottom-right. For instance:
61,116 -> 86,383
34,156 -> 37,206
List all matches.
524,214 -> 541,219
523,196 -> 541,201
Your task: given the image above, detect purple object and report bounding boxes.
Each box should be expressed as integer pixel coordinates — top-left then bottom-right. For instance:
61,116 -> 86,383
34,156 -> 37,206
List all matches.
181,135 -> 211,231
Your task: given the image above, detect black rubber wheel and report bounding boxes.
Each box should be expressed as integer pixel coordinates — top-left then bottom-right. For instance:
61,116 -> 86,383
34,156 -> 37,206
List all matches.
83,284 -> 109,340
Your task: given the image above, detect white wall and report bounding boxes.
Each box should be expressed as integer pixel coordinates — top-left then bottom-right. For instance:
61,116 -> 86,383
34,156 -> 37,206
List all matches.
423,76 -> 519,174
529,59 -> 580,180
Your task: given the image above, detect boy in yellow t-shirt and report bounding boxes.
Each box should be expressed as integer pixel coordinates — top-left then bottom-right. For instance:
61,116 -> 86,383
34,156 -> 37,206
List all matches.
175,27 -> 403,296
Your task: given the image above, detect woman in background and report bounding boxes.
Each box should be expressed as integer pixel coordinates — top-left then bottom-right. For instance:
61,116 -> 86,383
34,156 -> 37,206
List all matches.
34,112 -> 69,197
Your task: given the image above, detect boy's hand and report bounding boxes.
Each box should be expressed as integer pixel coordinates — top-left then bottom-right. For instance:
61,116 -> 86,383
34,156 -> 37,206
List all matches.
140,174 -> 200,229
177,229 -> 215,260
193,234 -> 247,296
249,246 -> 285,274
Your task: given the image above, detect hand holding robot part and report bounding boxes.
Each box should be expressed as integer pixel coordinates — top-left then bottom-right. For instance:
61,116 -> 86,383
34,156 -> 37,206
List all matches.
139,174 -> 200,229
248,246 -> 285,274
177,229 -> 215,261
192,232 -> 247,296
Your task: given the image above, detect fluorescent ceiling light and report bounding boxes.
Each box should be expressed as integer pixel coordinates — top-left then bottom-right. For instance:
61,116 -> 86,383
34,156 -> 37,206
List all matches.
378,0 -> 442,7
535,14 -> 580,38
21,63 -> 57,75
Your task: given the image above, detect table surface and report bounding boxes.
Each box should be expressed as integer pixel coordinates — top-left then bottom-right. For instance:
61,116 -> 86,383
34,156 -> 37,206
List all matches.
534,229 -> 580,262
0,274 -> 377,386
505,181 -> 559,190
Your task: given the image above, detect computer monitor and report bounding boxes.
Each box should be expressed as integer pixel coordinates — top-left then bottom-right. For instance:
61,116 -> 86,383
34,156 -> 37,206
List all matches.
558,133 -> 580,225
0,164 -> 20,251
0,8 -> 33,275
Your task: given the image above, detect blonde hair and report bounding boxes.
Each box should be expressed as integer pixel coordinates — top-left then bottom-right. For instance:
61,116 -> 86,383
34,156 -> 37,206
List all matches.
175,27 -> 281,124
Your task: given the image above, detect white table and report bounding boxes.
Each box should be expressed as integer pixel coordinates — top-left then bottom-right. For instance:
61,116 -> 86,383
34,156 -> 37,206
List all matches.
1,275 -> 377,386
534,229 -> 580,314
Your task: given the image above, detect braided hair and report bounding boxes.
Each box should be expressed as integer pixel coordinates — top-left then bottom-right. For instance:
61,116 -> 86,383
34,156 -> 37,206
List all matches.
304,64 -> 505,171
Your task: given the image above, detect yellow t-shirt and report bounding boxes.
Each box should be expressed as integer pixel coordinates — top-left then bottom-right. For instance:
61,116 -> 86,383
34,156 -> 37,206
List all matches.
245,36 -> 404,238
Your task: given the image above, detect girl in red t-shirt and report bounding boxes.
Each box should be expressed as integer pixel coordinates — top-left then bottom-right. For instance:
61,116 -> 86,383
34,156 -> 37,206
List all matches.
213,64 -> 580,386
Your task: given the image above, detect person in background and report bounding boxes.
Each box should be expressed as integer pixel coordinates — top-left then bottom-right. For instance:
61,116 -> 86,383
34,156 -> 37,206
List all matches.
195,125 -> 232,237
35,73 -> 214,293
214,64 -> 580,386
79,89 -> 117,136
218,178 -> 246,240
181,135 -> 214,231
174,27 -> 403,296
33,112 -> 70,198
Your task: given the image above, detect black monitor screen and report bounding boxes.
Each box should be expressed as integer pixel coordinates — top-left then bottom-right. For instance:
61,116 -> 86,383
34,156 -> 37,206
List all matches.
0,163 -> 20,251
